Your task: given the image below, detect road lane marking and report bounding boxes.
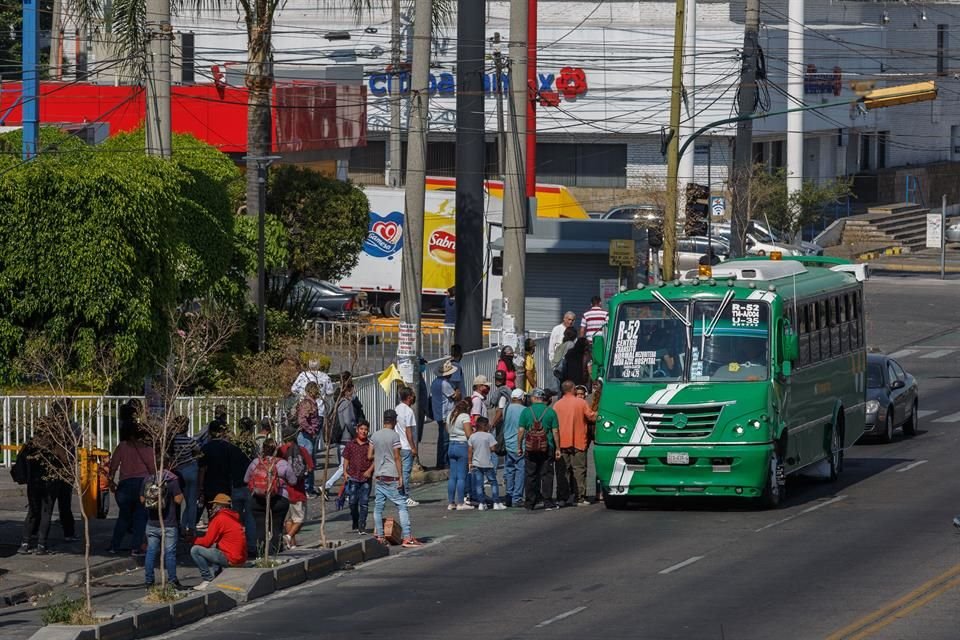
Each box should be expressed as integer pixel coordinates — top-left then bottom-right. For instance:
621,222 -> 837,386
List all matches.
919,349 -> 955,359
895,460 -> 928,473
658,555 -> 705,575
753,495 -> 847,532
917,410 -> 937,419
825,562 -> 960,640
888,349 -> 918,359
535,606 -> 588,628
932,411 -> 960,423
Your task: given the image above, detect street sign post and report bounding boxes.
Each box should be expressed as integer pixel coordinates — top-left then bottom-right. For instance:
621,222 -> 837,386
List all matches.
710,196 -> 726,217
926,213 -> 942,249
609,239 -> 636,267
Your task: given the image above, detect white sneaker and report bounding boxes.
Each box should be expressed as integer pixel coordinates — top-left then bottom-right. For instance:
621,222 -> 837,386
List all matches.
478,503 -> 487,511
447,504 -> 456,511
493,503 -> 507,511
456,503 -> 473,511
463,498 -> 473,506
405,497 -> 419,507
193,581 -> 210,591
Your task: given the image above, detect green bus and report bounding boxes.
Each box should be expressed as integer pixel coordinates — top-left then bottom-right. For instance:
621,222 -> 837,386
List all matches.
592,256 -> 868,508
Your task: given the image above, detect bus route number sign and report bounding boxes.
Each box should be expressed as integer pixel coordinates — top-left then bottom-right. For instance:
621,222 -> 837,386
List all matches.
731,303 -> 760,327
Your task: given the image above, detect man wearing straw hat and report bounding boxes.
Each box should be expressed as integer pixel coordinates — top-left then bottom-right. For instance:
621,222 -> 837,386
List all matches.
429,360 -> 459,470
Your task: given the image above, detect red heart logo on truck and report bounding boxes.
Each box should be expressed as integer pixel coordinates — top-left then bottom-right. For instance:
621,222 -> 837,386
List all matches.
373,221 -> 400,242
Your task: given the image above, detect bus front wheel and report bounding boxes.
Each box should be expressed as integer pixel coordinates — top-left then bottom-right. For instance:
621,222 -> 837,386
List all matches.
826,422 -> 843,481
760,451 -> 784,509
602,490 -> 628,510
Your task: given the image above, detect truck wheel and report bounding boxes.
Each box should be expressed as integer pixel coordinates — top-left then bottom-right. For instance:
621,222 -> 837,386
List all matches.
385,298 -> 402,318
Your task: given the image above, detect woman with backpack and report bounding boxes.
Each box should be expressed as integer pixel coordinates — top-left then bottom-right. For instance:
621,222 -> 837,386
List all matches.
277,427 -> 313,549
322,382 -> 358,499
445,399 -> 474,511
243,438 -> 297,555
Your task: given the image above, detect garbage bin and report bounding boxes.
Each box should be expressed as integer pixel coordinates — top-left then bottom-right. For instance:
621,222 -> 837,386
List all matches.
79,448 -> 110,519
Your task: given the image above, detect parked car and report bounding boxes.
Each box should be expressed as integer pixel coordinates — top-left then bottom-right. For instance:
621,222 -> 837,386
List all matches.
865,353 -> 919,442
602,204 -> 660,222
286,278 -> 362,321
946,221 -> 960,242
712,222 -> 822,256
658,236 -> 729,275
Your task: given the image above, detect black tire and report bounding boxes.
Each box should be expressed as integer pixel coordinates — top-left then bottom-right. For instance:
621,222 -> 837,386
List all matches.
760,450 -> 784,509
827,422 -> 843,481
880,410 -> 894,444
903,401 -> 919,437
757,249 -> 766,256
385,298 -> 401,318
602,490 -> 628,510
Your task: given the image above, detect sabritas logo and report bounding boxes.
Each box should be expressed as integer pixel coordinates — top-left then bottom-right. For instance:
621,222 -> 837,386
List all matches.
428,227 -> 456,265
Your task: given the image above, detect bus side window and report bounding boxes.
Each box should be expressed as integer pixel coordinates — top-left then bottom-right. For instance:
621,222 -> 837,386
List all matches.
807,303 -> 820,363
797,306 -> 809,367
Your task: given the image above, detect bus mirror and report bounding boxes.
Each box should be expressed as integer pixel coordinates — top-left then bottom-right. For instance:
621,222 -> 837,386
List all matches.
781,361 -> 792,378
592,334 -> 605,379
782,330 -> 799,363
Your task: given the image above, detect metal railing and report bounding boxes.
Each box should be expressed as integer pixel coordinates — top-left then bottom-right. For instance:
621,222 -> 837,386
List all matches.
1,336 -> 554,467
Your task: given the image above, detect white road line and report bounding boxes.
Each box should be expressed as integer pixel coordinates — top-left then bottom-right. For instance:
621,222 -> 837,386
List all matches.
754,495 -> 847,533
933,411 -> 960,423
888,349 -> 919,359
919,349 -> 956,359
896,460 -> 929,473
658,555 -> 705,575
918,410 -> 937,419
536,606 -> 588,628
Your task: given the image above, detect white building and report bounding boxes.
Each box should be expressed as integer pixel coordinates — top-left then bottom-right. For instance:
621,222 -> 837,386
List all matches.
170,1 -> 960,207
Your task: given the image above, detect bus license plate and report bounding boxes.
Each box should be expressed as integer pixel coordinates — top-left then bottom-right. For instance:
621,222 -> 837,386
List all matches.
666,452 -> 690,465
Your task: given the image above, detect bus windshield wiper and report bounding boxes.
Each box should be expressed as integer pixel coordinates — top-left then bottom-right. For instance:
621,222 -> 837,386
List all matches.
651,291 -> 691,327
704,289 -> 735,338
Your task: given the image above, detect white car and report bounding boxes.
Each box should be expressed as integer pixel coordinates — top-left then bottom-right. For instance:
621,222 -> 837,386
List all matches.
946,222 -> 960,243
712,223 -> 809,257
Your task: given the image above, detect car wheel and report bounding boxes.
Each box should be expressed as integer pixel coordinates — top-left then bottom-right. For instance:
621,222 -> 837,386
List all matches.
903,400 -> 919,437
760,450 -> 784,509
880,411 -> 894,444
757,249 -> 766,256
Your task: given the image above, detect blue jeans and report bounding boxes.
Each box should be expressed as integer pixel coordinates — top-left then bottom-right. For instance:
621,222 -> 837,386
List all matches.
297,433 -> 316,493
471,467 -> 500,505
347,479 -> 371,530
111,477 -> 147,552
145,523 -> 178,584
374,480 -> 411,539
400,450 -> 414,497
504,452 -> 525,505
230,486 -> 257,554
447,442 -> 469,504
178,462 -> 199,532
190,544 -> 229,581
435,421 -> 450,469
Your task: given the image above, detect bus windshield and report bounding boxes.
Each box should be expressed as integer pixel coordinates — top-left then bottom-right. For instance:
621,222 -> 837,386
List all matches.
691,299 -> 769,381
606,298 -> 770,382
607,302 -> 688,381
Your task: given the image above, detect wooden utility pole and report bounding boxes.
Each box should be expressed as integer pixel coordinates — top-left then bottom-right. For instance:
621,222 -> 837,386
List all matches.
730,0 -> 761,257
662,0 -> 686,279
397,0 -> 432,385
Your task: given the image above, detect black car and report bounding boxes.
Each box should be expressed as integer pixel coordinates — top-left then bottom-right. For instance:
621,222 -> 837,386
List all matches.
864,353 -> 919,442
286,278 -> 361,321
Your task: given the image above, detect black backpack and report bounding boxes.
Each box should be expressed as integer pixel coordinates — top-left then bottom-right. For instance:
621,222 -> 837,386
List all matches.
285,443 -> 307,480
10,448 -> 29,485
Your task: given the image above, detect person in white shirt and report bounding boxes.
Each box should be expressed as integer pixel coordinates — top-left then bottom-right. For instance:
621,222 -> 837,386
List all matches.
548,312 -> 577,364
291,362 -> 334,405
580,296 -> 609,340
394,387 -> 419,507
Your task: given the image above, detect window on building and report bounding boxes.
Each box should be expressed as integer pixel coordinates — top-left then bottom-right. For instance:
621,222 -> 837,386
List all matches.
860,134 -> 872,171
771,140 -> 785,168
536,143 -> 626,188
877,132 -> 888,169
938,25 -> 948,76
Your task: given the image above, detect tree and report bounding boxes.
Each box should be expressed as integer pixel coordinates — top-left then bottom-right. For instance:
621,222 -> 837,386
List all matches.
0,0 -> 54,80
747,165 -> 853,238
267,165 -> 370,285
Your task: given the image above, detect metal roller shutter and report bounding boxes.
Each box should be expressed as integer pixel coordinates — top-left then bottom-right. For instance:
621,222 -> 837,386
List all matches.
524,255 -> 622,332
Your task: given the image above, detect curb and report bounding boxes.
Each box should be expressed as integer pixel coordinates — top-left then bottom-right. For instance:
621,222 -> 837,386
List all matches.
2,557 -> 138,609
869,261 -> 960,274
0,486 -> 26,498
27,539 -> 391,640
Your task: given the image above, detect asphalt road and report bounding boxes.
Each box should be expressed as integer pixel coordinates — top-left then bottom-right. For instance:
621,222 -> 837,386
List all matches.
157,275 -> 960,640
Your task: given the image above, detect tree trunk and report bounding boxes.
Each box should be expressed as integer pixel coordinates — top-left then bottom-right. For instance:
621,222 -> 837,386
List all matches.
245,26 -> 273,222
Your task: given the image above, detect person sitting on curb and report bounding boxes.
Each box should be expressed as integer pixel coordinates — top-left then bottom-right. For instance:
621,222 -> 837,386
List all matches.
191,493 -> 248,591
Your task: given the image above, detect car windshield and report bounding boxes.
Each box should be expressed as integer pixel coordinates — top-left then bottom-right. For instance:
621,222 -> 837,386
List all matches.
606,302 -> 688,382
867,363 -> 884,389
690,298 -> 770,381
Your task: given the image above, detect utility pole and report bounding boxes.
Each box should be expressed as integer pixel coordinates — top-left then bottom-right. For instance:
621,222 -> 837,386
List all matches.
455,0 -> 485,352
398,0 -> 432,386
244,155 -> 280,352
50,0 -> 63,79
662,0 -> 686,279
388,0 -> 403,188
145,0 -> 172,157
525,0 -> 537,200
786,0 -> 805,223
730,0 -> 761,258
22,0 -> 38,160
502,0 -> 528,389
493,33 -> 506,178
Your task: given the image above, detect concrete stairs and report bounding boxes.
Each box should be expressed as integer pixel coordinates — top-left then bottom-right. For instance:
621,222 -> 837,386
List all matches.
839,203 -> 930,254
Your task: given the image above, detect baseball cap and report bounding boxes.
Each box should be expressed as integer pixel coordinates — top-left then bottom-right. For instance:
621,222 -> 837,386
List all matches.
511,388 -> 525,400
530,387 -> 546,398
494,370 -> 507,381
383,409 -> 398,423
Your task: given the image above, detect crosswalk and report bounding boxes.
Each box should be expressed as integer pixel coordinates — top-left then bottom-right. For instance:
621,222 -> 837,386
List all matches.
889,347 -> 958,360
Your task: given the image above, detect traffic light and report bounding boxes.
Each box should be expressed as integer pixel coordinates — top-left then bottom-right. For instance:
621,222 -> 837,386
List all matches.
861,81 -> 937,110
684,183 -> 709,237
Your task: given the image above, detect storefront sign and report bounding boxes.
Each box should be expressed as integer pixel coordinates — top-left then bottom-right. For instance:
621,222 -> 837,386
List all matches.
804,64 -> 842,96
368,67 -> 589,101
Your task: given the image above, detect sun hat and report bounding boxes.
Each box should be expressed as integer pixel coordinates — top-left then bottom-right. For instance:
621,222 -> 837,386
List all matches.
472,374 -> 489,387
210,493 -> 232,506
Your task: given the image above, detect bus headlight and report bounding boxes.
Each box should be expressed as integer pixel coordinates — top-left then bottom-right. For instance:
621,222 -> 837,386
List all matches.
749,419 -> 762,430
602,420 -> 613,430
734,425 -> 745,435
617,426 -> 628,436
